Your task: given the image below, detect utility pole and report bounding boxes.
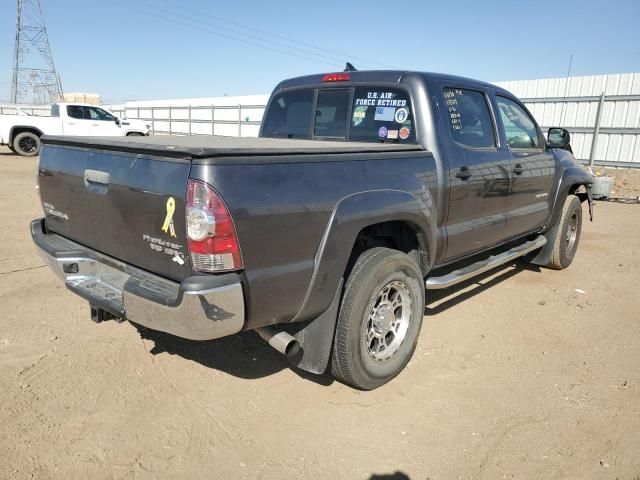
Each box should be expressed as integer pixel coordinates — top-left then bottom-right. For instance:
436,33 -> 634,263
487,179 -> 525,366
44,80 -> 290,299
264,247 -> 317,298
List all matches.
10,0 -> 63,104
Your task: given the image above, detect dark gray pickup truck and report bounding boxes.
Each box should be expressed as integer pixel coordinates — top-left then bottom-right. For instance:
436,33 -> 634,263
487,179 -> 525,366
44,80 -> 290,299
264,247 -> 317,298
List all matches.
32,69 -> 593,389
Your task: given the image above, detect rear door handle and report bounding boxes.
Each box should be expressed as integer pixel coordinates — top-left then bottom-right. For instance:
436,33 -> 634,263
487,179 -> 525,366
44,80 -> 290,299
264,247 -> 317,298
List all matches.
513,163 -> 524,175
455,167 -> 472,180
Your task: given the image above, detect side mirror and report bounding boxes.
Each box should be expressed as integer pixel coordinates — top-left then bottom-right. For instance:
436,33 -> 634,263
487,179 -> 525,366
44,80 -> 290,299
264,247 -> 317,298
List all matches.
114,117 -> 121,126
547,127 -> 571,149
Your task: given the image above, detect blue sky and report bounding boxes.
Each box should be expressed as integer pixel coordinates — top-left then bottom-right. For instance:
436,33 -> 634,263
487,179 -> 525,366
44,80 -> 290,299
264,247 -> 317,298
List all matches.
1,0 -> 639,103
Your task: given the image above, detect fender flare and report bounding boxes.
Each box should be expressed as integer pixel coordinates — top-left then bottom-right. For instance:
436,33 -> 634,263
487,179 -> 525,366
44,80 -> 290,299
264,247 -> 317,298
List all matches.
284,189 -> 436,374
547,166 -> 593,229
293,188 -> 437,323
531,166 -> 593,266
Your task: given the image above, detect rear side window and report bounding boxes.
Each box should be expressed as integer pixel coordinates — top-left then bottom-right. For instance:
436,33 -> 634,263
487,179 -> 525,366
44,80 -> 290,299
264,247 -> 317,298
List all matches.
262,90 -> 313,139
51,104 -> 60,117
443,88 -> 495,148
495,96 -> 541,149
350,87 -> 415,143
66,105 -> 86,120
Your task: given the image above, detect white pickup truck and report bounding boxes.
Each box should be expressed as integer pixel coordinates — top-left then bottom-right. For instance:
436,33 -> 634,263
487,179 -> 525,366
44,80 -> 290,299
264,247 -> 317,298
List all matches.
0,103 -> 151,156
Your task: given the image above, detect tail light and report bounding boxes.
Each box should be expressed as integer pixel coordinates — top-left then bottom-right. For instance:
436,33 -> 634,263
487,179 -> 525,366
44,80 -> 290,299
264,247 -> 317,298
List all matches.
186,179 -> 243,272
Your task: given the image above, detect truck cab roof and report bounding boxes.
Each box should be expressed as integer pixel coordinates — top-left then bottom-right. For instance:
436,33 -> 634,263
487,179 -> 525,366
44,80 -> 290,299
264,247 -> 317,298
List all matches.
275,70 -> 513,97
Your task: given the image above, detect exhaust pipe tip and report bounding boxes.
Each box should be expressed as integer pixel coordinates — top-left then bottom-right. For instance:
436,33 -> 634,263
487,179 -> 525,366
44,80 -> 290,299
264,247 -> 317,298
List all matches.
255,327 -> 302,363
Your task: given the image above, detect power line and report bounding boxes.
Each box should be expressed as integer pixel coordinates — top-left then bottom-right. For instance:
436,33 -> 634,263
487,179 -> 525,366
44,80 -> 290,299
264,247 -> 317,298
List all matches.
159,0 -> 399,69
110,0 -> 396,70
136,0 -> 366,67
110,0 -> 344,68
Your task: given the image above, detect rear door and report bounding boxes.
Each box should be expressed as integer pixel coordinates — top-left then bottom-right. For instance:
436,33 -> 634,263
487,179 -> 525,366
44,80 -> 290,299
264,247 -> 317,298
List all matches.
493,95 -> 556,236
63,106 -> 93,136
38,145 -> 191,280
441,86 -> 512,260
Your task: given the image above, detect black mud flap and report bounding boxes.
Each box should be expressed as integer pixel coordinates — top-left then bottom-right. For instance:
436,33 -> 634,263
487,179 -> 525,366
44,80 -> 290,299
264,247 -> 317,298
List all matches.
576,186 -> 594,221
282,279 -> 343,374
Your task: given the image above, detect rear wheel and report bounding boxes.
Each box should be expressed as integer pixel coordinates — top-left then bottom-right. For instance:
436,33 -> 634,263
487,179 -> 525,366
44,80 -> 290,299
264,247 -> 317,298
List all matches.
546,194 -> 583,269
13,131 -> 41,157
331,247 -> 425,390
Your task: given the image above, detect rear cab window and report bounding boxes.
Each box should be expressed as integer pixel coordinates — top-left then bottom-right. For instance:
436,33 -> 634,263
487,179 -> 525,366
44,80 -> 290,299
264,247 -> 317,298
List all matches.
262,86 -> 416,143
350,87 -> 415,143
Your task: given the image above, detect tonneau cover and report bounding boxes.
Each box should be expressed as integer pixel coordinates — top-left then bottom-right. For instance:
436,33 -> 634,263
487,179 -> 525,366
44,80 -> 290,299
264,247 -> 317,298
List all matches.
41,134 -> 424,159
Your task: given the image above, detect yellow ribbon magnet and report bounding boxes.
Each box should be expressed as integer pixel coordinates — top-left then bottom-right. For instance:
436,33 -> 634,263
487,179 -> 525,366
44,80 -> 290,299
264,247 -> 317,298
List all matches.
162,197 -> 176,237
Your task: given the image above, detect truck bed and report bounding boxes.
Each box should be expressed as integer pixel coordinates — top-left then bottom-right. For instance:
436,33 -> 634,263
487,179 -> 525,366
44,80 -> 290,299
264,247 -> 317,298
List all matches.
41,134 -> 424,162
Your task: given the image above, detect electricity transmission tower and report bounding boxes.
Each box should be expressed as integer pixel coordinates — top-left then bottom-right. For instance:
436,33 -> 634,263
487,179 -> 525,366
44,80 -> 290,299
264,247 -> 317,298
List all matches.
11,0 -> 63,104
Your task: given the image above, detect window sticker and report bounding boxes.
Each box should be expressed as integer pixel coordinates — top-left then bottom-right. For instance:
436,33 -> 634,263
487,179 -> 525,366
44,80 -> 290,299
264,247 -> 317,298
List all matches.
394,107 -> 409,124
378,126 -> 388,138
352,106 -> 368,126
399,127 -> 410,140
374,106 -> 396,122
387,130 -> 399,139
355,91 -> 408,107
444,89 -> 463,131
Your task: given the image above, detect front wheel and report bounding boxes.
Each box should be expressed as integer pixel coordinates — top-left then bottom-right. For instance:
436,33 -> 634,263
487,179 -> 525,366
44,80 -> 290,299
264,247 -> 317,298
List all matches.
12,131 -> 41,157
331,247 -> 425,390
546,194 -> 583,269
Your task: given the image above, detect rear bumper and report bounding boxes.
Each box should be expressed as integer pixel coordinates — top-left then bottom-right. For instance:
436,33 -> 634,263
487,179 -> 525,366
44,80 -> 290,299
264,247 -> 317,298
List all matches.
31,219 -> 245,341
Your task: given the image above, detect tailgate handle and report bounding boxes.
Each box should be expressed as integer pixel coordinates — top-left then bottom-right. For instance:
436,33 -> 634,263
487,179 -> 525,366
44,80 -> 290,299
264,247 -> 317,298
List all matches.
84,169 -> 110,194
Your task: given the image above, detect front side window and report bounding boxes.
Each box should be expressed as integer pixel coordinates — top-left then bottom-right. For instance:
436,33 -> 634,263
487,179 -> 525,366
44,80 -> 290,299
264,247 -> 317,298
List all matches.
86,107 -> 115,121
496,96 -> 541,149
349,87 -> 415,143
261,90 -> 314,139
443,88 -> 495,148
66,105 -> 86,120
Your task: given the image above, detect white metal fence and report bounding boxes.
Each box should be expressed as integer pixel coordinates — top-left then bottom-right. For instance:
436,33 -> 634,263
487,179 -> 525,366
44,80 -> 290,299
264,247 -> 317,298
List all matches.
3,73 -> 640,167
0,104 -> 51,116
496,73 -> 640,167
110,104 -> 265,138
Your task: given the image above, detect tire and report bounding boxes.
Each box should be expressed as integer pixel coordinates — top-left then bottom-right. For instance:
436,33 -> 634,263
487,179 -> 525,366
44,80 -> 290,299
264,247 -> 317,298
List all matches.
331,247 -> 425,390
546,194 -> 583,270
8,144 -> 16,153
12,131 -> 41,157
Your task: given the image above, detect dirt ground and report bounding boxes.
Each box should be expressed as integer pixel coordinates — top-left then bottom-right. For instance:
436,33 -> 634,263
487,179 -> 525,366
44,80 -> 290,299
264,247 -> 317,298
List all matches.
0,145 -> 639,480
595,167 -> 640,198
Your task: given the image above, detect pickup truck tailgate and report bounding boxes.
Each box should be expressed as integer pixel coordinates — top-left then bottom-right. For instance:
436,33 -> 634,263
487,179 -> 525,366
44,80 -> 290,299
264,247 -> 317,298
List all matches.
38,143 -> 191,280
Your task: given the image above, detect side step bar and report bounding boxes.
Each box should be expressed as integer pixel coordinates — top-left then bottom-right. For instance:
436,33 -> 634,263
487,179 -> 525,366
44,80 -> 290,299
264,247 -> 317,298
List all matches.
426,235 -> 547,290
